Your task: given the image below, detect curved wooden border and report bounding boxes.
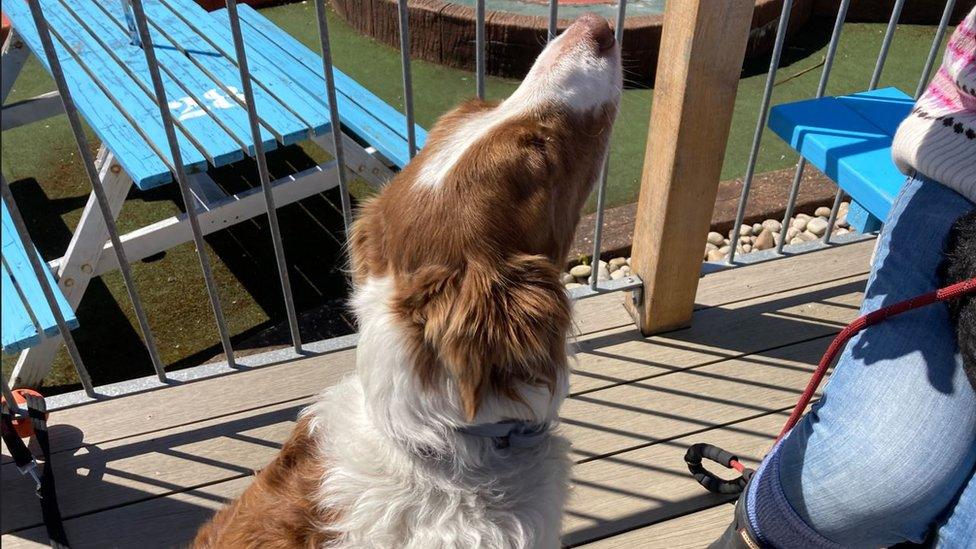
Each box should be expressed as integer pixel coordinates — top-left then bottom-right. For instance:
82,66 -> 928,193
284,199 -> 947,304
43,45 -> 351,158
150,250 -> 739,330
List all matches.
332,0 -> 816,82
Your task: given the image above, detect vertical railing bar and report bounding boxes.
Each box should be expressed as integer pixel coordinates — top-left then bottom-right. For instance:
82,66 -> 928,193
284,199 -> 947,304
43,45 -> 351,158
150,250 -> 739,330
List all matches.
823,0 -> 905,245
129,0 -> 237,367
25,0 -> 166,382
396,0 -> 417,159
475,0 -> 486,100
915,0 -> 956,99
226,0 -> 302,353
726,0 -> 794,265
1,377 -> 24,416
820,189 -> 845,244
1,176 -> 95,396
548,0 -> 558,41
869,0 -> 906,90
775,0 -> 851,254
313,0 -> 354,234
588,0 -> 627,289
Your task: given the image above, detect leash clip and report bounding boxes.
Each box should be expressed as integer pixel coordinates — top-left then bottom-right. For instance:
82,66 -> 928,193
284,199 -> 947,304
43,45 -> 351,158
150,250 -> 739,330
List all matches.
17,459 -> 43,494
684,443 -> 754,495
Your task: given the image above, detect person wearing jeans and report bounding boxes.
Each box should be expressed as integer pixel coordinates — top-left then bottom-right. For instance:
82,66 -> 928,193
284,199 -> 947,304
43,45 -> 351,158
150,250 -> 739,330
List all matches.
712,8 -> 976,548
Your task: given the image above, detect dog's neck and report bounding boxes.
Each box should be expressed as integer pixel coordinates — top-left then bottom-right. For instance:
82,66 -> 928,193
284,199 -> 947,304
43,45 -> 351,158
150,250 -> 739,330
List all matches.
349,275 -> 568,464
303,272 -> 573,547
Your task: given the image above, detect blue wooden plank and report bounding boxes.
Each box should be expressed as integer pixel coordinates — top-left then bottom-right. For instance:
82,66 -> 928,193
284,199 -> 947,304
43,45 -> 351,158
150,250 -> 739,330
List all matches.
155,0 -> 332,138
66,0 -> 275,160
20,0 -> 222,174
769,95 -> 904,223
47,0 -> 246,167
835,87 -> 914,137
224,7 -> 417,169
1,202 -> 78,352
233,4 -> 429,145
2,264 -> 40,354
3,0 -> 173,188
82,0 -> 288,154
234,5 -> 427,167
126,0 -> 309,148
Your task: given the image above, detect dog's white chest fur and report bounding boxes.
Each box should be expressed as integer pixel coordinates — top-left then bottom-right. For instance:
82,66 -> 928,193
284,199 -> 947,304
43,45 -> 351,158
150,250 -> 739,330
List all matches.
304,378 -> 570,548
299,276 -> 571,548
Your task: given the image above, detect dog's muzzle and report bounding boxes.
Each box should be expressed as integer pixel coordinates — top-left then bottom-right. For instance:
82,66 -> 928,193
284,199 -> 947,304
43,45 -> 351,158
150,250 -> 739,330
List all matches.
458,420 -> 551,449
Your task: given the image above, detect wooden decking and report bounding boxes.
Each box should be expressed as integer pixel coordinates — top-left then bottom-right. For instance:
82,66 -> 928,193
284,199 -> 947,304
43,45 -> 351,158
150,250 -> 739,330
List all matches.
0,239 -> 875,548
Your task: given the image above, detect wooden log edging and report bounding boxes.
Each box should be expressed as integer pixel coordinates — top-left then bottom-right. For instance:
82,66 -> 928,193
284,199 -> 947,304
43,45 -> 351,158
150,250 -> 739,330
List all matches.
332,0 -> 814,83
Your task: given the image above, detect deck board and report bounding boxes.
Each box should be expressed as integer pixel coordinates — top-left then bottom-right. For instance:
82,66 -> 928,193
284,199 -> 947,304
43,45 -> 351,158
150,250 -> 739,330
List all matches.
1,331 -> 841,532
578,504 -> 735,548
1,240 -> 875,545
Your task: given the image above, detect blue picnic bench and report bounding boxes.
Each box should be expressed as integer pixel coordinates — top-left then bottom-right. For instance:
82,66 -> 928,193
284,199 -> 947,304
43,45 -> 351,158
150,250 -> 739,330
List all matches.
1,200 -> 78,354
3,0 -> 427,189
769,87 -> 916,233
0,0 -> 428,383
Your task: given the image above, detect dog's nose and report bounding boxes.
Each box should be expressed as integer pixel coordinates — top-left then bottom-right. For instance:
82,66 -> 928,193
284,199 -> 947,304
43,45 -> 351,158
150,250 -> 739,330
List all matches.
576,13 -> 615,52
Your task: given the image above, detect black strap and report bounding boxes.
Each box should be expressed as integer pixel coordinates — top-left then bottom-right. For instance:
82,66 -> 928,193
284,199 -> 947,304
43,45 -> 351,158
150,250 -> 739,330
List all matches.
1,396 -> 70,548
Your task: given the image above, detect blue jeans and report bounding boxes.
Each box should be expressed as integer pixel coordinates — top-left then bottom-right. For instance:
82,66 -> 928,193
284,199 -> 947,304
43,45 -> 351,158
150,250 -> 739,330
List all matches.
747,176 -> 976,548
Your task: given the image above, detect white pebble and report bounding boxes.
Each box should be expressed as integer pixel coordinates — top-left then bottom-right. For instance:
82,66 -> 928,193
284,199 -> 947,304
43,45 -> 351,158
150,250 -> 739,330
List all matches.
707,232 -> 725,246
807,217 -> 829,237
762,219 -> 782,233
560,272 -> 574,285
706,249 -> 727,262
815,206 -> 832,218
569,264 -> 591,278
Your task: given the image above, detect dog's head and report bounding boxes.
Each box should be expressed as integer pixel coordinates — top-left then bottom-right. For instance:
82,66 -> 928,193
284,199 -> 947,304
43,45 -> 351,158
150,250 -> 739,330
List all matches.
351,14 -> 621,424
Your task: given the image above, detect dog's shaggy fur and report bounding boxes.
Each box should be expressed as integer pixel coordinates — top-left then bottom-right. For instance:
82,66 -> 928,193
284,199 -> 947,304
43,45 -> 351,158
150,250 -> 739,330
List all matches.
942,209 -> 976,391
194,13 -> 621,548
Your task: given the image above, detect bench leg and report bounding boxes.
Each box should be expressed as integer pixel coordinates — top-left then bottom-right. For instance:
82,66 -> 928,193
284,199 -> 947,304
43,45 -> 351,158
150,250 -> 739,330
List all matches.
1,28 -> 30,104
847,200 -> 883,234
11,148 -> 133,388
2,29 -> 64,131
64,160 -> 343,277
312,133 -> 394,189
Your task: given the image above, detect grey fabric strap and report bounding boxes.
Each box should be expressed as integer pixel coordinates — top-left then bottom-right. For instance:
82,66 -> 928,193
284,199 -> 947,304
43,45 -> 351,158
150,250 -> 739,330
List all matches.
458,421 -> 550,448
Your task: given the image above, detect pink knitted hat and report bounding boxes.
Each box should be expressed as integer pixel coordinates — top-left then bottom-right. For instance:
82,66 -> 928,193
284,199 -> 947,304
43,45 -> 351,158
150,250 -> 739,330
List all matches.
892,6 -> 976,203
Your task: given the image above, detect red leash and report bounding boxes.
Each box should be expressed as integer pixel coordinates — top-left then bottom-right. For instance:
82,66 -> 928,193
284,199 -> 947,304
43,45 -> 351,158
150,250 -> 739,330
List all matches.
775,276 -> 976,441
688,277 -> 976,493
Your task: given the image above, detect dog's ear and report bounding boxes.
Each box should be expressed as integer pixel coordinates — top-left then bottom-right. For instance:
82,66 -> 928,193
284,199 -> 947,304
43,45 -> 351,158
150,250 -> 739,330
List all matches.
396,255 -> 571,420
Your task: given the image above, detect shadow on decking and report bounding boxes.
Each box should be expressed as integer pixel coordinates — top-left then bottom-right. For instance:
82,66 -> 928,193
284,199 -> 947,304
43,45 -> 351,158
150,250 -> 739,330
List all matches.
1,274 -> 861,546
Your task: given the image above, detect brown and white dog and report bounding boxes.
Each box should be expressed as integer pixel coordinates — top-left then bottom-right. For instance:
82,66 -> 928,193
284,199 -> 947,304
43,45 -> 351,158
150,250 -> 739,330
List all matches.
195,13 -> 621,548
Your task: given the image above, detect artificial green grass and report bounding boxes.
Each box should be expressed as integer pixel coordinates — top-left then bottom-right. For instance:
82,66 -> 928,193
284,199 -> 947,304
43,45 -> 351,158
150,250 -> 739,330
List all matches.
0,4 -> 949,391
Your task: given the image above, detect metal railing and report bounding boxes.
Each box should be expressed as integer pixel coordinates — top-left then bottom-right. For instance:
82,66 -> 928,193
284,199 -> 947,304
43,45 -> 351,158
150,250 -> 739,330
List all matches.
3,0 -> 358,400
0,0 -> 959,405
725,0 -> 958,266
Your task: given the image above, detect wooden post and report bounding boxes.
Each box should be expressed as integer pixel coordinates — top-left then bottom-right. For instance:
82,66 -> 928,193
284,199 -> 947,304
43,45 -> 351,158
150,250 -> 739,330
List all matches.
628,0 -> 754,335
